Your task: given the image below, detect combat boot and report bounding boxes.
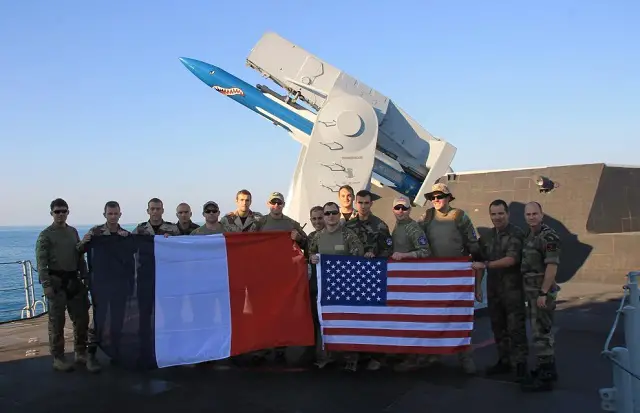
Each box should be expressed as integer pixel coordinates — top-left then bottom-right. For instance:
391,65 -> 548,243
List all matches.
458,353 -> 476,374
74,351 -> 87,364
484,359 -> 511,376
515,362 -> 528,383
520,362 -> 555,392
86,354 -> 102,373
52,356 -> 74,372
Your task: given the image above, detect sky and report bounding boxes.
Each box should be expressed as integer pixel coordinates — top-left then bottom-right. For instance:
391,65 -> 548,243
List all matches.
0,0 -> 638,226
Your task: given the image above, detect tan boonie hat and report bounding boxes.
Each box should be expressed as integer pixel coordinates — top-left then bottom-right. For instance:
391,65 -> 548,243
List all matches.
425,183 -> 455,201
202,201 -> 219,211
393,196 -> 411,208
268,192 -> 284,202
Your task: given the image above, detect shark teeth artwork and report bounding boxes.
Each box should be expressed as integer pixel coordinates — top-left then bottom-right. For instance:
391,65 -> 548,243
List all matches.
213,86 -> 245,96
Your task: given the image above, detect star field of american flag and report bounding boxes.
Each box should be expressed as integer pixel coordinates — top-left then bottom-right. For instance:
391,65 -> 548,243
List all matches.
319,255 -> 388,306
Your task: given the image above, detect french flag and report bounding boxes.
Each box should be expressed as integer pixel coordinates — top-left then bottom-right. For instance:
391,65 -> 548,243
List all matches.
86,231 -> 315,369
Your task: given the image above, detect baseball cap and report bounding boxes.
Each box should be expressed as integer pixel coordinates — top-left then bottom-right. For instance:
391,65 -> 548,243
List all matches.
202,201 -> 219,211
393,196 -> 411,207
268,192 -> 284,202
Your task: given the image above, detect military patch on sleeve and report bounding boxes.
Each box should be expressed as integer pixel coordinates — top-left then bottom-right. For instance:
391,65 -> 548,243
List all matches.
386,237 -> 393,246
418,235 -> 427,246
546,242 -> 558,252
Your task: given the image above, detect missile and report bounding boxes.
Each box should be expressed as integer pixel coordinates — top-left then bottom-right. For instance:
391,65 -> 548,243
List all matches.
179,57 -> 314,137
179,57 -> 423,200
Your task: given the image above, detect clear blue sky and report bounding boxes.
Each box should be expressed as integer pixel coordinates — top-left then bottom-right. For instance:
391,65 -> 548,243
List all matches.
0,0 -> 637,226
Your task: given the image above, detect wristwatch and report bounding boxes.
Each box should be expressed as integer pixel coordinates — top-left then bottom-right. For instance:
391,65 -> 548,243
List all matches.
538,290 -> 548,297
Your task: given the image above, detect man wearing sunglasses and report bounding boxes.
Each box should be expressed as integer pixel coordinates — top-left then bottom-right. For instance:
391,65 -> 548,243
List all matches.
308,202 -> 364,371
418,183 -> 482,375
191,201 -> 224,235
255,192 -> 307,248
36,198 -> 91,372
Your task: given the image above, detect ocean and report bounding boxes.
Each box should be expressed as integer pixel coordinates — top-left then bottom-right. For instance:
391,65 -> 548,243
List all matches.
0,224 -> 138,323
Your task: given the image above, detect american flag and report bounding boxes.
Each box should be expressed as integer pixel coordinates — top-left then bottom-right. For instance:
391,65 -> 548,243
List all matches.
316,254 -> 475,354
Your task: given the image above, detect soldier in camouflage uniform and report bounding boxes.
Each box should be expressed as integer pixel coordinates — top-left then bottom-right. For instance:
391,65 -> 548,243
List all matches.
345,189 -> 393,259
131,198 -> 180,236
191,201 -> 225,235
337,185 -> 356,223
417,183 -> 482,374
471,199 -> 528,381
77,200 -> 131,372
519,202 -> 561,392
35,198 -> 91,372
220,189 -> 263,232
303,205 -> 326,362
308,202 -> 365,371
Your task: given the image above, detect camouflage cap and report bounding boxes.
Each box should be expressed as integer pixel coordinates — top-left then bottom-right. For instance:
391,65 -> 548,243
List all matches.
202,201 -> 219,211
268,192 -> 284,202
425,183 -> 455,201
392,196 -> 411,208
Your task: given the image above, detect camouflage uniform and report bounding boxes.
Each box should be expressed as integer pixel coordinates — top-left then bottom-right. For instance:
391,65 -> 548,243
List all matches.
308,226 -> 365,371
479,223 -> 528,375
520,223 -> 561,391
344,214 -> 393,258
220,210 -> 263,232
36,224 -> 90,371
78,223 -> 130,373
391,218 -> 431,258
131,220 -> 180,236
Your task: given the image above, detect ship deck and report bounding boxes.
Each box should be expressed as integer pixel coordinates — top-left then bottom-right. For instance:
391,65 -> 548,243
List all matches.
0,282 -> 625,413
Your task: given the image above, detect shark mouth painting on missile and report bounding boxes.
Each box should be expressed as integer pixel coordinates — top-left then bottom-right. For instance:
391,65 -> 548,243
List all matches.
213,86 -> 245,96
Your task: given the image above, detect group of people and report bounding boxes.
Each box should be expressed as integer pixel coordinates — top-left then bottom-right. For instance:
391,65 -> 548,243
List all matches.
34,182 -> 561,392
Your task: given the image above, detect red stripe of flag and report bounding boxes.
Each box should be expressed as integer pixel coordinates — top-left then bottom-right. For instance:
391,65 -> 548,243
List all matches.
326,344 -> 472,355
387,269 -> 472,278
323,328 -> 472,339
321,313 -> 474,323
387,284 -> 474,293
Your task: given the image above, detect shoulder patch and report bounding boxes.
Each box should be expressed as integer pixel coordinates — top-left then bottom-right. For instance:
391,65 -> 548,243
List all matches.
546,242 -> 558,252
418,235 -> 427,245
385,237 -> 393,246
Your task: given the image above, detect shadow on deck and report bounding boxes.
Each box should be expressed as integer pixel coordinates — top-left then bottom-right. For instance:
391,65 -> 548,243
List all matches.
0,282 -> 626,413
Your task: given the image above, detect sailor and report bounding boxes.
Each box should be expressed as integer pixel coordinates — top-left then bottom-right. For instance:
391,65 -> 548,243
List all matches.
220,189 -> 263,232
175,203 -> 200,235
35,198 -> 91,372
337,185 -> 356,223
131,198 -> 180,236
191,201 -> 225,235
371,195 -> 431,372
76,201 -> 130,373
519,201 -> 561,392
471,199 -> 528,381
308,201 -> 364,371
345,189 -> 393,259
417,183 -> 482,374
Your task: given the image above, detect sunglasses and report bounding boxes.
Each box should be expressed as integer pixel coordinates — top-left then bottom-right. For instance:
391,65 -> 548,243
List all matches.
393,205 -> 409,211
323,210 -> 339,216
269,200 -> 283,205
429,194 -> 448,201
52,210 -> 68,214
204,209 -> 219,214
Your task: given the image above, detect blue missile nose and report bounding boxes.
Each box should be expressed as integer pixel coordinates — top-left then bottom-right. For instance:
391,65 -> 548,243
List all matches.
179,57 -> 217,87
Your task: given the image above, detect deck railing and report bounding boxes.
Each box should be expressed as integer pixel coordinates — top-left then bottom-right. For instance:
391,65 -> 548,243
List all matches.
0,260 -> 47,321
600,271 -> 640,413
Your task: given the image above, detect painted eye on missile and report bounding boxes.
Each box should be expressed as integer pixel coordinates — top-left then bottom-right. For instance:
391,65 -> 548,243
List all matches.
209,70 -> 215,75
